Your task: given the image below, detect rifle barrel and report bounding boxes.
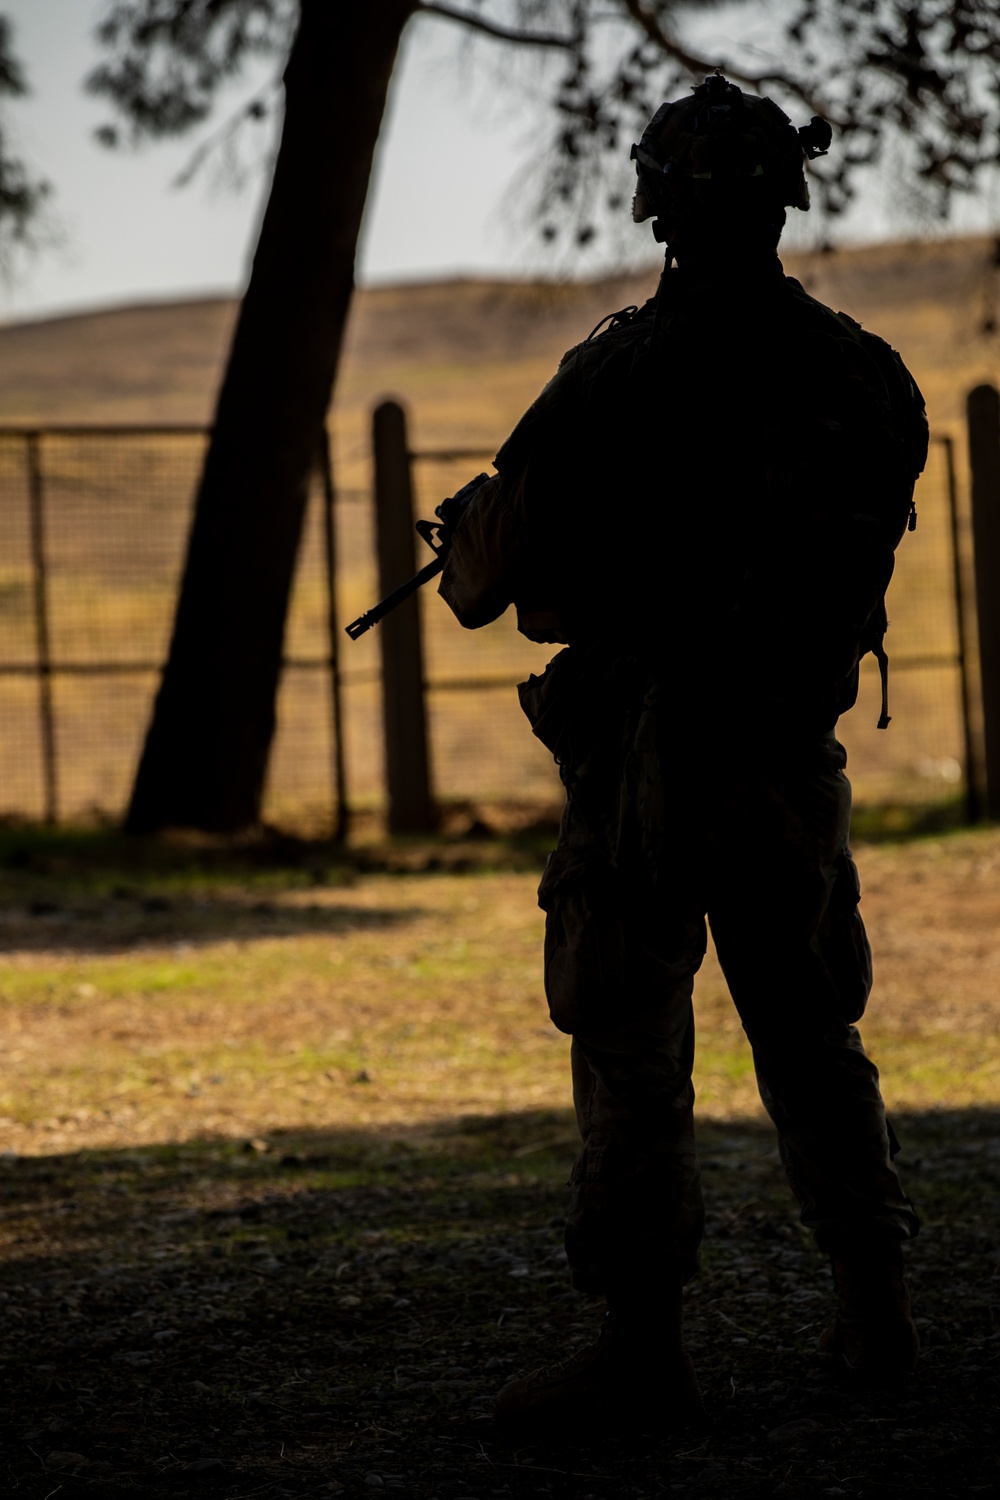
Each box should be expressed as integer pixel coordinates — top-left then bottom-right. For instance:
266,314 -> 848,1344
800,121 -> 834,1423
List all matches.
344,556 -> 445,640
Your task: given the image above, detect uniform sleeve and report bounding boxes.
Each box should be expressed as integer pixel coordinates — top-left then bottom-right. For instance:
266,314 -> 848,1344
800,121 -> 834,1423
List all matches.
437,473 -> 524,629
438,347 -> 586,634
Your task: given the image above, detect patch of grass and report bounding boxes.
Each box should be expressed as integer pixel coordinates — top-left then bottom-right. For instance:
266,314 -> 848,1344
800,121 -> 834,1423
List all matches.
2,827 -> 999,1153
847,795 -> 972,841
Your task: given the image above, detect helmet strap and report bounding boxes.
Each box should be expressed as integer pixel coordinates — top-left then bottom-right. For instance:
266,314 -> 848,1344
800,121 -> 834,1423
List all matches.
651,248 -> 676,342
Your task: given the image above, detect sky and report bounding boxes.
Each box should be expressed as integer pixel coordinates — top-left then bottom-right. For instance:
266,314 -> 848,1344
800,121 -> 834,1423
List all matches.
1,1 -> 994,324
0,0 -> 566,321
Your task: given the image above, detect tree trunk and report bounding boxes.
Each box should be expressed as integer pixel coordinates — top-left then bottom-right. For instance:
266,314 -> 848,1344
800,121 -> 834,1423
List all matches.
127,0 -> 418,833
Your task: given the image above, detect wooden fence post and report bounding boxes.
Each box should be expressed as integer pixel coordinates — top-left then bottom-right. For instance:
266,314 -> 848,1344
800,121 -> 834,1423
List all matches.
967,383 -> 1000,820
318,429 -> 349,843
372,400 -> 435,834
26,432 -> 57,825
941,434 -> 981,825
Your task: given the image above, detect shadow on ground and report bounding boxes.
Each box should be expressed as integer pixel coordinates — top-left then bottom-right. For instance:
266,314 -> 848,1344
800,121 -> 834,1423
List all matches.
1,1106 -> 997,1499
0,822 -> 546,956
0,819 -> 554,893
0,892 -> 425,957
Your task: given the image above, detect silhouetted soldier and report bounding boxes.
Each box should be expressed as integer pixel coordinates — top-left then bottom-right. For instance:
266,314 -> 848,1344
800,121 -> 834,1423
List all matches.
440,75 -> 927,1432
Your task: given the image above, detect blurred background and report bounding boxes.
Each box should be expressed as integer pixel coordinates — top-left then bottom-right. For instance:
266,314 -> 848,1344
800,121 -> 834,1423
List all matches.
1,0 -> 999,839
3,19 -> 1000,1485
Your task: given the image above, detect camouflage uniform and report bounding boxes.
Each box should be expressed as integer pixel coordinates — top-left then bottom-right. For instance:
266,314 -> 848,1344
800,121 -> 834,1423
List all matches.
440,264 -> 925,1301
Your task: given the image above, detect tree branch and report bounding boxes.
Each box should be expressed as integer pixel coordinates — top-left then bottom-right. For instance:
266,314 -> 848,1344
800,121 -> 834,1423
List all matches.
170,81 -> 279,190
416,2 -> 575,48
618,0 -> 727,79
617,0 -> 845,127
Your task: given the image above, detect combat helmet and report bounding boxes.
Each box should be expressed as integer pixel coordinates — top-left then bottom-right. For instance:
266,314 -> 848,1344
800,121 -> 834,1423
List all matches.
631,74 -> 831,241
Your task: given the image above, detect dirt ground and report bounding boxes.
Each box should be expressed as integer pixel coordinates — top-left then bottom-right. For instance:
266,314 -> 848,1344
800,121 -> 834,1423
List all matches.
0,826 -> 999,1497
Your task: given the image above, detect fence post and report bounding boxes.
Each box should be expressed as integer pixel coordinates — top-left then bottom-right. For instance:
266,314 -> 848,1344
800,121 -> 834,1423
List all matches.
318,428 -> 349,844
967,383 -> 1000,820
26,432 -> 57,825
941,434 -> 982,824
372,400 -> 435,834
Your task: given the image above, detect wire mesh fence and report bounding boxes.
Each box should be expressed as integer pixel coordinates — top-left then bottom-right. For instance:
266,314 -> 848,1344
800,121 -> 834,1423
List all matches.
0,416 -> 985,835
0,428 -> 337,831
349,422 -> 982,831
337,448 -> 560,816
837,433 -> 976,821
0,429 -> 208,824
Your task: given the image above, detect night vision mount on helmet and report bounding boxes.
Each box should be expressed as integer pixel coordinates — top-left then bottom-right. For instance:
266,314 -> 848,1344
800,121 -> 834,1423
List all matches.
631,74 -> 832,241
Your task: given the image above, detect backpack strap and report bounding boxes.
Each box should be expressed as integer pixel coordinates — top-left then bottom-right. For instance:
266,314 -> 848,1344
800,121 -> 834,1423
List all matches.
864,596 -> 892,729
585,304 -> 639,342
873,631 -> 891,730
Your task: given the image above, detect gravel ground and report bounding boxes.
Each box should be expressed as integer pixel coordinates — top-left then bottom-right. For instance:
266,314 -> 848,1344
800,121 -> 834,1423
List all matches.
1,1106 -> 997,1499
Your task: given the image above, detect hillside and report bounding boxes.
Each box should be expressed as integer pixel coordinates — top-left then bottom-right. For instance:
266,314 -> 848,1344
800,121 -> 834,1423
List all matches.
0,234 -> 997,486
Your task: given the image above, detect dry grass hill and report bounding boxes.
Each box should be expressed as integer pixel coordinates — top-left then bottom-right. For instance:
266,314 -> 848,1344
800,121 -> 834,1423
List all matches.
0,234 -> 998,486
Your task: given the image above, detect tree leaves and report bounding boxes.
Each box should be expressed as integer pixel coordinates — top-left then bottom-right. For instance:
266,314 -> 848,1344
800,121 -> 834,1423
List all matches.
0,17 -> 50,272
64,0 -> 1000,246
86,0 -> 297,143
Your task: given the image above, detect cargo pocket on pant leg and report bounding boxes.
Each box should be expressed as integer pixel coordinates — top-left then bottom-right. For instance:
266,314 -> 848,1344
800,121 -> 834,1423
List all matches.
537,848 -> 627,1035
825,848 -> 873,1023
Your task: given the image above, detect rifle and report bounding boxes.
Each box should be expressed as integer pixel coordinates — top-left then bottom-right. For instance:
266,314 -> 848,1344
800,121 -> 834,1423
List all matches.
344,472 -> 491,640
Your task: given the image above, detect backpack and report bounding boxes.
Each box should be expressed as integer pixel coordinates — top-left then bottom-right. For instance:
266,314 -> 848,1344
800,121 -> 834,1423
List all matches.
813,299 -> 928,726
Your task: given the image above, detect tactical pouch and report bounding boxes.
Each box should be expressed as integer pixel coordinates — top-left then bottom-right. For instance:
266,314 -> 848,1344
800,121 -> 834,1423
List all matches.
537,846 -> 627,1034
823,848 -> 873,1024
517,642 -> 637,768
517,647 -> 582,763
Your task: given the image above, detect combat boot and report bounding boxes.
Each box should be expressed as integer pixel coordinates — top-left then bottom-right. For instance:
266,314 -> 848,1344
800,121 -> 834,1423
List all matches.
819,1239 -> 919,1381
493,1298 -> 703,1436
